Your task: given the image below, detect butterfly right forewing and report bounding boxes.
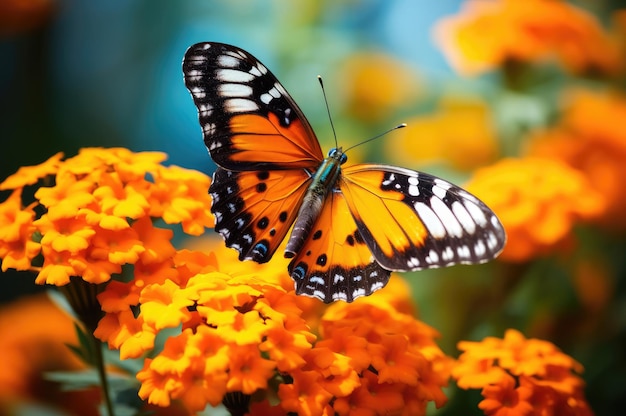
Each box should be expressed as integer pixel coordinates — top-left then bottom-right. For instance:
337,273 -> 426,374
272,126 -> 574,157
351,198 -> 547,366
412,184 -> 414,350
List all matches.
209,167 -> 311,263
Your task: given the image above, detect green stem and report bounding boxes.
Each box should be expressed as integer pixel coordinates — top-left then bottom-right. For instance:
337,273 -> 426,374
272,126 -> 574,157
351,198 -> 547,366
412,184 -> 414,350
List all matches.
58,278 -> 114,416
91,330 -> 115,416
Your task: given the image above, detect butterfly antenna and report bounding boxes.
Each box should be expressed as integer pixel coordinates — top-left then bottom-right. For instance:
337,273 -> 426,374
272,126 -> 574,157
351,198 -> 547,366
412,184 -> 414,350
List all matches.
318,76 -> 339,148
343,123 -> 407,153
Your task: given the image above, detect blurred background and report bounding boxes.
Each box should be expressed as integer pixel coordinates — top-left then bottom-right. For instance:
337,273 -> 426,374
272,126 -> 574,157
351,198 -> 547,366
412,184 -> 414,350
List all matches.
1,0 -> 625,415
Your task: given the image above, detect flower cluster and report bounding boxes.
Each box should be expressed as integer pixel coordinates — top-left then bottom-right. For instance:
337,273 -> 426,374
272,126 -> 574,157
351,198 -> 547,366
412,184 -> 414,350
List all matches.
527,90 -> 626,228
387,97 -> 498,171
98,241 -> 451,415
0,148 -> 213,285
464,157 -> 605,262
452,329 -> 592,416
434,0 -> 621,76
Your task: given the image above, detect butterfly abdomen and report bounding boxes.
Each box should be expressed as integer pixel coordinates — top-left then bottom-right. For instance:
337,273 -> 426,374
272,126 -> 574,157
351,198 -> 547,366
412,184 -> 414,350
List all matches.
285,149 -> 345,258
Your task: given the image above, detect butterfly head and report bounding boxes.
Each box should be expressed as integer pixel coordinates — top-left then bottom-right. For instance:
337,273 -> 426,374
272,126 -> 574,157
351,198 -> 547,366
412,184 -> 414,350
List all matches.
328,148 -> 348,165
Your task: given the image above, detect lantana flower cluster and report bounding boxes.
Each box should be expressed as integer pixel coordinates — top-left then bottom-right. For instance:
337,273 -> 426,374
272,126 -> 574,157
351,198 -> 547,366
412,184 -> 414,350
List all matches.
465,157 -> 605,262
0,149 -> 454,415
98,241 -> 452,415
453,329 -> 592,416
0,147 -> 213,285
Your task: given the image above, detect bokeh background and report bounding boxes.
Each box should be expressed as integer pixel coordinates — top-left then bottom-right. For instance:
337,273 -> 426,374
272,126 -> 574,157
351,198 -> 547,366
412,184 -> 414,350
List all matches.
2,0 -> 626,414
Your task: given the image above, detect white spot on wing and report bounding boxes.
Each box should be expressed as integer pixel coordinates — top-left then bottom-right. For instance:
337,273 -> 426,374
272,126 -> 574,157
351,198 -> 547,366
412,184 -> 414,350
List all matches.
414,202 -> 446,238
310,276 -> 325,285
464,200 -> 488,227
475,239 -> 486,257
432,182 -> 449,200
451,201 -> 476,234
430,197 -> 463,238
190,87 -> 206,99
332,292 -> 347,301
224,98 -> 258,113
314,290 -> 326,300
217,68 -> 255,83
219,83 -> 253,97
217,54 -> 241,68
353,288 -> 366,299
260,93 -> 272,104
442,246 -> 454,261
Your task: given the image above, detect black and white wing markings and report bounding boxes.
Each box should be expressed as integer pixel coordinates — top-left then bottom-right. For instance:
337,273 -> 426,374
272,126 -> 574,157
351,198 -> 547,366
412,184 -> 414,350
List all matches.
182,42 -> 322,171
377,166 -> 505,269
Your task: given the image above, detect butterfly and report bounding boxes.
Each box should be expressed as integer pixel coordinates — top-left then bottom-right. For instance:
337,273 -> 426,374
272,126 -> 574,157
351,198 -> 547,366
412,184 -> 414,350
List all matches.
182,42 -> 506,303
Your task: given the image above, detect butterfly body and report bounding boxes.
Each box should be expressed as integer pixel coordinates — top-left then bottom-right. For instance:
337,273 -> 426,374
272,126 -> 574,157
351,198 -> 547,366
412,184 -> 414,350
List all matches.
285,148 -> 347,259
183,42 -> 506,303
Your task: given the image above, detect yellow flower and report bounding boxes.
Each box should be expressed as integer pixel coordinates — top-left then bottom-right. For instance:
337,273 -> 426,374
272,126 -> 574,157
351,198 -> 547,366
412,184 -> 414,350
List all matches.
452,329 -> 592,416
434,0 -> 621,76
465,157 -> 605,262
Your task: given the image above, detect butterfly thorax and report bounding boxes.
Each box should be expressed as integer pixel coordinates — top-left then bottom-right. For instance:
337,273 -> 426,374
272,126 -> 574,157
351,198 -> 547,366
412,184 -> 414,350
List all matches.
284,148 -> 347,258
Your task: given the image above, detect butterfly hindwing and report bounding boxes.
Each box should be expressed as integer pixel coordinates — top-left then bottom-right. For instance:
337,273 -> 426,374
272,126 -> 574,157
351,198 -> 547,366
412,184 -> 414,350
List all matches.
183,42 -> 324,171
287,191 -> 391,303
210,167 -> 311,263
340,164 -> 506,271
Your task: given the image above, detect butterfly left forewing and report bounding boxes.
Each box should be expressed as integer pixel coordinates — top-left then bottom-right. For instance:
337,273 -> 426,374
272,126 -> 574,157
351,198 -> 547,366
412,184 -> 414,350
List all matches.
183,42 -> 324,171
340,164 -> 506,271
287,191 -> 391,303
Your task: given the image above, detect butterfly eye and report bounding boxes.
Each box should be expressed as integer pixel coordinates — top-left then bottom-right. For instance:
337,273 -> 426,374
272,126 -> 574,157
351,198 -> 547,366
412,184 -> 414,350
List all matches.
327,148 -> 348,165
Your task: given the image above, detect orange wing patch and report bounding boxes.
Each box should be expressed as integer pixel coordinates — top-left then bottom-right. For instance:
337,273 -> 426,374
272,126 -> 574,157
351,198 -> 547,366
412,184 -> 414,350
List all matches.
226,113 -> 323,169
340,166 -> 429,270
210,167 -> 311,263
287,191 -> 391,303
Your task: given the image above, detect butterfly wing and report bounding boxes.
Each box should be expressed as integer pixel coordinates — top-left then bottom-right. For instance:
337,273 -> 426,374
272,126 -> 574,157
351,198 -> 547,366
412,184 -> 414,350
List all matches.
340,164 -> 506,271
287,191 -> 391,303
183,42 -> 326,263
183,42 -> 324,171
210,167 -> 311,263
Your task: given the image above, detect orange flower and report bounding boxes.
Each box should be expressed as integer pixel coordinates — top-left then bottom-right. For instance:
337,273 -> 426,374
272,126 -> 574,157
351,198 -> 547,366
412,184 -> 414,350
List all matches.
333,369 -> 405,416
465,157 -> 605,262
0,152 -> 63,190
478,373 -> 534,416
0,148 -> 214,286
98,234 -> 452,414
0,293 -> 100,416
320,287 -> 452,414
527,89 -> 626,228
4,148 -> 456,415
386,96 -> 498,171
338,51 -> 421,123
226,344 -> 277,394
278,370 -> 334,416
453,329 -> 592,416
0,190 -> 39,271
434,0 -> 621,76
